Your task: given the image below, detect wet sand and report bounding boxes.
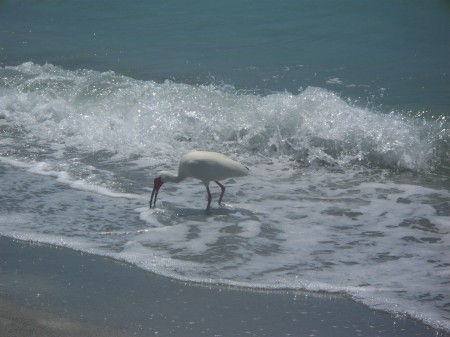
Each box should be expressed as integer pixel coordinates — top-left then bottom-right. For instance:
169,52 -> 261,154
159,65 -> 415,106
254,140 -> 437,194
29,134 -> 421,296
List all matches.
0,297 -> 130,337
0,236 -> 447,337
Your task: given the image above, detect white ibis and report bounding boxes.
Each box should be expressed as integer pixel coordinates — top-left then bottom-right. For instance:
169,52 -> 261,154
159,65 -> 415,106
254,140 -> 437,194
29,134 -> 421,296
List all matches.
150,151 -> 249,211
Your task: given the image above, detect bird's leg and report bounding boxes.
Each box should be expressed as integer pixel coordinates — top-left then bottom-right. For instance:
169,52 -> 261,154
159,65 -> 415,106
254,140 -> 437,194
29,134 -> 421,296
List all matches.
205,184 -> 212,211
214,181 -> 225,205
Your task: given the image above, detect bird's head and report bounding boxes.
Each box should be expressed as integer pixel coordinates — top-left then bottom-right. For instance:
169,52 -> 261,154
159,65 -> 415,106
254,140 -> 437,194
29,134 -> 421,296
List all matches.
149,171 -> 176,208
150,176 -> 164,208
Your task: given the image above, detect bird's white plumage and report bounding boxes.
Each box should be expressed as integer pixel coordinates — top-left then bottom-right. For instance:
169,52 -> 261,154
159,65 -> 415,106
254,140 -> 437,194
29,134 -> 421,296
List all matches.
150,151 -> 249,211
178,151 -> 249,183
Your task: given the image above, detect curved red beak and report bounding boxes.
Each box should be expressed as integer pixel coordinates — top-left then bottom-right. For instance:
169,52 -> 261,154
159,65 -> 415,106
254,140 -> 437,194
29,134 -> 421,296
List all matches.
150,177 -> 164,208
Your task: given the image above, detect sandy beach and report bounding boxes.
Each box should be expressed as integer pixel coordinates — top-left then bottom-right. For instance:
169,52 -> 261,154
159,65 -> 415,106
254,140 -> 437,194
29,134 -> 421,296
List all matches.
0,235 -> 447,337
0,297 -> 130,337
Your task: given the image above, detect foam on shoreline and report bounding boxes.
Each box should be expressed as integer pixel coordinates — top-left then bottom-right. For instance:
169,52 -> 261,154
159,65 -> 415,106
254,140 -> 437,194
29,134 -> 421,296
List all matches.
1,236 -> 447,337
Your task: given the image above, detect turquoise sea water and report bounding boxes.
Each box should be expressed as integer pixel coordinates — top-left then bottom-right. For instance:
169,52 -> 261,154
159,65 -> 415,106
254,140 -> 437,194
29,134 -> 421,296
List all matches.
2,0 -> 450,112
1,0 -> 450,333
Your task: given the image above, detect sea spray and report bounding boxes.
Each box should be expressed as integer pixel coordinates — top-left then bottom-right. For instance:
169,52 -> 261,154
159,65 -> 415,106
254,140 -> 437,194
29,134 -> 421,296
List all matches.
1,63 -> 447,173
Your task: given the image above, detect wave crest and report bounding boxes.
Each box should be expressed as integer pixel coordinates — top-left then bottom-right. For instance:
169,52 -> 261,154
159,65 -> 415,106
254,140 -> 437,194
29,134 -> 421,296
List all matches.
1,62 -> 448,172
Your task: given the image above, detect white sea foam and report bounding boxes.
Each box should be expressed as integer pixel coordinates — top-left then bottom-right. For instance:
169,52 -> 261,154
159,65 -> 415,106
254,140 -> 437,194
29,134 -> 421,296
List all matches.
0,157 -> 143,201
1,62 -> 447,171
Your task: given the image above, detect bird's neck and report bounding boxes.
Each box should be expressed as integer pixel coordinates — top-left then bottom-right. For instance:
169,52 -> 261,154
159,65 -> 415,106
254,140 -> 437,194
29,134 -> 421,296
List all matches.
160,171 -> 186,184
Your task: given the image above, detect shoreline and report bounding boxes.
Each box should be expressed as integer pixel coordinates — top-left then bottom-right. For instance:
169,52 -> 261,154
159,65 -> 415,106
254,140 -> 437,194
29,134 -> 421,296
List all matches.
0,235 -> 448,337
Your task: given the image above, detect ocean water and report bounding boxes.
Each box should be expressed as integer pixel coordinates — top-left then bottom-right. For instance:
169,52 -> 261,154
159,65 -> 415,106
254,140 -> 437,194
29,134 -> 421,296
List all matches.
1,0 -> 450,333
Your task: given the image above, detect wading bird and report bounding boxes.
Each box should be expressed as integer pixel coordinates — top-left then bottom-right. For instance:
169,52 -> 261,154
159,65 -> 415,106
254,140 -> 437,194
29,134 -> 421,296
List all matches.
150,151 -> 249,211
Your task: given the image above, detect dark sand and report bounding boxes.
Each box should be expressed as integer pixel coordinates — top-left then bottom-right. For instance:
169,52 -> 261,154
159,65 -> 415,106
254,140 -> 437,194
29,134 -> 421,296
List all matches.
0,236 -> 448,337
